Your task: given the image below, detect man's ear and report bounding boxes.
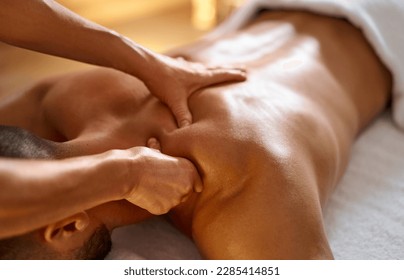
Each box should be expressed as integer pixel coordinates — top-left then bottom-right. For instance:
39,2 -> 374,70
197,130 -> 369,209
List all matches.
43,212 -> 90,243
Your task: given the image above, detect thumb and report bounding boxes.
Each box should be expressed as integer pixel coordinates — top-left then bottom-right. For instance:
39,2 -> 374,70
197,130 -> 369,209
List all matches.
193,171 -> 203,193
170,98 -> 193,128
146,137 -> 161,151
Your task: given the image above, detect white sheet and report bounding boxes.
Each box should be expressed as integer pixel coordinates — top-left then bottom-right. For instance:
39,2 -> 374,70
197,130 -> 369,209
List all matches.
324,112 -> 404,259
108,113 -> 404,260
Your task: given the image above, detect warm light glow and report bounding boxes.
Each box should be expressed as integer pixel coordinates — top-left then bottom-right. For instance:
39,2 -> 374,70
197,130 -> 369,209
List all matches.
233,0 -> 246,7
59,0 -> 189,26
191,0 -> 247,30
192,0 -> 217,30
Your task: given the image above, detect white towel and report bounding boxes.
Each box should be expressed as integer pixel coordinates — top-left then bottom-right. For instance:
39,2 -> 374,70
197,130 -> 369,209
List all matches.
207,0 -> 404,130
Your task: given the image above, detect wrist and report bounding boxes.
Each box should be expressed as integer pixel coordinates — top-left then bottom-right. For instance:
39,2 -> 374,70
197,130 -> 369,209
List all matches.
111,34 -> 161,84
99,148 -> 143,201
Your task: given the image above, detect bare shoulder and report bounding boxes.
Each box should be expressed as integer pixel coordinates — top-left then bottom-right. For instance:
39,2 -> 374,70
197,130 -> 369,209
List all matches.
40,68 -> 146,139
0,74 -> 63,138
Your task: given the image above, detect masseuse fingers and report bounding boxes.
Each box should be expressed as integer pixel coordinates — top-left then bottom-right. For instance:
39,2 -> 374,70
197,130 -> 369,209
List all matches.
147,137 -> 161,151
204,67 -> 247,84
170,96 -> 193,128
146,138 -> 203,193
207,64 -> 247,73
193,167 -> 203,193
125,147 -> 202,214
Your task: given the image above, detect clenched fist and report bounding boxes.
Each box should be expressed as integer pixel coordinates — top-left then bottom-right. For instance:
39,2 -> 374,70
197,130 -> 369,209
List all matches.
123,147 -> 202,215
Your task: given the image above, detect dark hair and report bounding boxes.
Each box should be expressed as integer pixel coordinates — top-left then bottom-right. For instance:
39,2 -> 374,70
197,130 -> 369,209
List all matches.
0,125 -> 56,159
0,225 -> 111,260
0,125 -> 111,259
74,225 -> 112,260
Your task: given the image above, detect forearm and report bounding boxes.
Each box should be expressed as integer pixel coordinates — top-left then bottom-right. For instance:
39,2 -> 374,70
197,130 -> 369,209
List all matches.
0,145 -> 201,238
0,0 -> 154,77
0,150 -> 131,239
0,0 -> 246,127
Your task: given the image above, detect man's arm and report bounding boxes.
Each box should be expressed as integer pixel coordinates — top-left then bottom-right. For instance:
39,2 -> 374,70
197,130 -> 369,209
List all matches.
0,0 -> 137,76
0,0 -> 245,127
0,147 -> 202,239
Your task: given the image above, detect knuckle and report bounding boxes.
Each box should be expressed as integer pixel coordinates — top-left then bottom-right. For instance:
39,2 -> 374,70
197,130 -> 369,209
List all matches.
153,203 -> 168,215
179,184 -> 191,196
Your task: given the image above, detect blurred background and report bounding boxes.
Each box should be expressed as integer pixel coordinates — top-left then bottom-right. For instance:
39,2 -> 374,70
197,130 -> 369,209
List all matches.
0,0 -> 245,98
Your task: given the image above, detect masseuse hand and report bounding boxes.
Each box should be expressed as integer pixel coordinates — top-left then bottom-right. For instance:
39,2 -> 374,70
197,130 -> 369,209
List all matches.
1,0 -> 246,128
123,146 -> 202,215
141,54 -> 247,128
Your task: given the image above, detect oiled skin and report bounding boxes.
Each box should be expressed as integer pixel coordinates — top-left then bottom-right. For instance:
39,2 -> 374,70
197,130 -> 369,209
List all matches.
0,11 -> 391,259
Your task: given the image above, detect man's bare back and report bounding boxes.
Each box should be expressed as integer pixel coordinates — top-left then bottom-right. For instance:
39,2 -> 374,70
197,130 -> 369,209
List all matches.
0,11 -> 391,259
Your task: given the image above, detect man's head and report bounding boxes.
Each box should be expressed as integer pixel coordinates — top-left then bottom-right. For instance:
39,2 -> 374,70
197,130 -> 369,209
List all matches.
0,125 -> 112,259
0,220 -> 111,260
